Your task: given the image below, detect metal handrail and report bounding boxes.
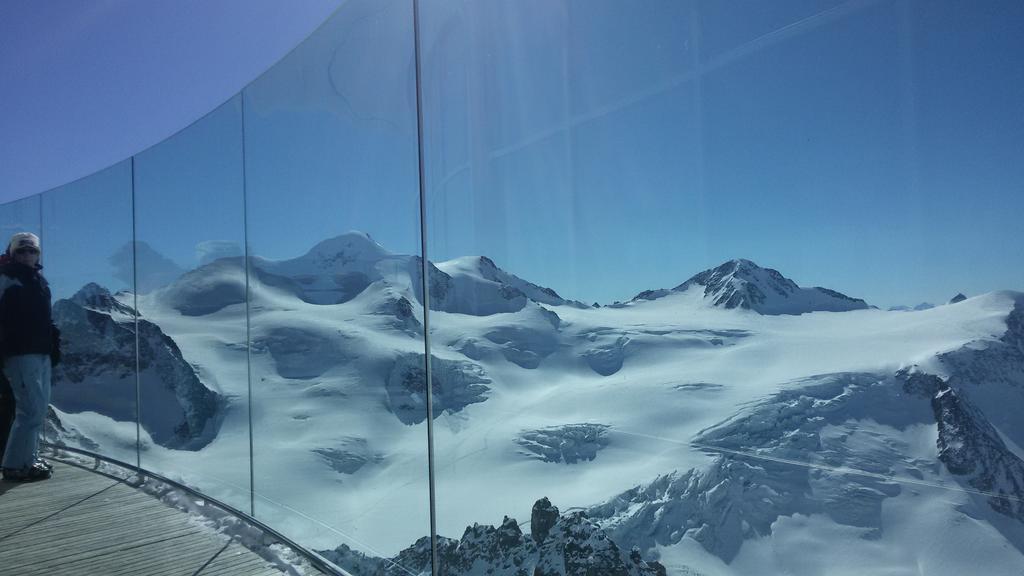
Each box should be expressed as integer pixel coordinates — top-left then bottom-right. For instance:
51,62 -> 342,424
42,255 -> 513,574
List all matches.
40,441 -> 351,576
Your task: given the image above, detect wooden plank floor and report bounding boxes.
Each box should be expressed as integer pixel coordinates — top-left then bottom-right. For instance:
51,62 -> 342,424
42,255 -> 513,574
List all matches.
0,460 -> 303,575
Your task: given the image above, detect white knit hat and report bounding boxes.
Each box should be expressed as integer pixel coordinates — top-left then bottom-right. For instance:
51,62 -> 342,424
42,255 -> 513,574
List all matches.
8,232 -> 41,254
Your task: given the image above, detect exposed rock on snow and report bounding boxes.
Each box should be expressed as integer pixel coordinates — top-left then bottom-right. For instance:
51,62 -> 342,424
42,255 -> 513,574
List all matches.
578,327 -> 746,376
385,354 -> 491,425
900,300 -> 1024,522
918,299 -> 1024,511
532,497 -> 560,544
52,284 -> 224,450
314,437 -> 382,475
252,326 -> 353,380
517,424 -> 611,464
932,385 -> 1024,519
949,293 -> 968,304
632,259 -> 869,315
591,332 -> 1024,564
673,382 -> 724,392
45,406 -> 99,451
70,282 -> 137,316
371,294 -> 421,333
452,303 -> 563,369
589,373 -> 931,561
319,497 -> 666,576
583,335 -> 630,376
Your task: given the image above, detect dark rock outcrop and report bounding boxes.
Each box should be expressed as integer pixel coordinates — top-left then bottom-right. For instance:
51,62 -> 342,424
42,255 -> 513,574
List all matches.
900,362 -> 1024,520
385,354 -> 490,425
319,498 -> 664,576
314,437 -> 382,475
51,284 -> 224,450
532,497 -> 560,544
590,373 -> 926,562
517,424 -> 611,464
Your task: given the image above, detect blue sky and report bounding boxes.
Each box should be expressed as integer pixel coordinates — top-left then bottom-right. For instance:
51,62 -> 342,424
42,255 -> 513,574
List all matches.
1,0 -> 1022,307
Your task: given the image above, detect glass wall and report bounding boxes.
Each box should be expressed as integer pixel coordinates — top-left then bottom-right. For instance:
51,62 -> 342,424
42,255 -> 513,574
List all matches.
3,1 -> 1022,575
42,161 -> 136,463
419,5 -> 703,573
0,195 -> 41,246
243,0 -> 428,569
414,2 -> 1024,576
133,95 -> 249,512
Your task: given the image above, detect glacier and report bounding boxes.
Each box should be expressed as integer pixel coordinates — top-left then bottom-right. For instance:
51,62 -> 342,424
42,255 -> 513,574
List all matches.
45,233 -> 1024,575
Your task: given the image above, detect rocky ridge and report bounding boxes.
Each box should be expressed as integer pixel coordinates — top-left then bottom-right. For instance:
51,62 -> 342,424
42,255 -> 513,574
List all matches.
51,284 -> 224,449
319,497 -> 666,576
630,259 -> 869,315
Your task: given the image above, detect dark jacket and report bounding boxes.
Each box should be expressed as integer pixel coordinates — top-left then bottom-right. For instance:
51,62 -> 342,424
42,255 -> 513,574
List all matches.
0,261 -> 57,358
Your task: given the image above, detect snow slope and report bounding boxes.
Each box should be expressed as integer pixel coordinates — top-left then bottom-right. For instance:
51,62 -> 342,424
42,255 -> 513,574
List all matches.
48,235 -> 1024,575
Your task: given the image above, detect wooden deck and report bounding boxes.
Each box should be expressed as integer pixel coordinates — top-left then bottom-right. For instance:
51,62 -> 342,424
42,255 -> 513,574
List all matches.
0,459 -> 310,575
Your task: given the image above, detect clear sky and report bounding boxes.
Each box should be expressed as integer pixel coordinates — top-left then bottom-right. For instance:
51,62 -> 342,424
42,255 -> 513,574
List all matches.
1,0 -> 1022,308
0,0 -> 342,199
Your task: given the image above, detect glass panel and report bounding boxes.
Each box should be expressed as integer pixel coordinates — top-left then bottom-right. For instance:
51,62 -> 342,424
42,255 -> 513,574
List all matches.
420,1 -> 1024,575
419,3 -> 701,572
132,95 -> 249,512
0,195 -> 41,244
41,160 -> 137,465
243,0 -> 428,568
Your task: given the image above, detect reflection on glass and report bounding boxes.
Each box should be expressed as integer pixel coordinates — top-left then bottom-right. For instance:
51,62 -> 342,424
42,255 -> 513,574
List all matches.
2,0 -> 1021,573
133,95 -> 249,512
418,1 -> 1024,575
0,195 -> 41,245
41,160 -> 137,465
243,0 -> 428,567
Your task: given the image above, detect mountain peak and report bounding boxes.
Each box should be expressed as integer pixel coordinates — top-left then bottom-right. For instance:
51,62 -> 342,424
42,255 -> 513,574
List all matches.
303,231 -> 391,263
70,283 -> 137,316
436,255 -> 589,309
646,258 -> 869,315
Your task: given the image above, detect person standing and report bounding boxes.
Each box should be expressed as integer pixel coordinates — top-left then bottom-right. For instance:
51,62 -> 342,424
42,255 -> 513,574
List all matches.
0,232 -> 60,482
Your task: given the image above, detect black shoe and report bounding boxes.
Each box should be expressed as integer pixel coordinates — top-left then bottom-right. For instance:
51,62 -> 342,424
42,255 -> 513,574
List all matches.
3,463 -> 52,482
34,459 -> 53,472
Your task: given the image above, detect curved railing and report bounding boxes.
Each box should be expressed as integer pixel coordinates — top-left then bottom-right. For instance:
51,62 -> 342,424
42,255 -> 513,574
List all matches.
42,442 -> 344,576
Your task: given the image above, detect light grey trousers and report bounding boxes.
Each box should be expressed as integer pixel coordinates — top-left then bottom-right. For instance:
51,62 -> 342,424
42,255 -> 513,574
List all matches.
2,354 -> 51,470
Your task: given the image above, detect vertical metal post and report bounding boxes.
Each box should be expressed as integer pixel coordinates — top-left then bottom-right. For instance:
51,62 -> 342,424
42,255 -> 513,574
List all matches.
38,191 -> 45,450
240,94 -> 256,518
412,1 -> 439,574
130,157 -> 142,470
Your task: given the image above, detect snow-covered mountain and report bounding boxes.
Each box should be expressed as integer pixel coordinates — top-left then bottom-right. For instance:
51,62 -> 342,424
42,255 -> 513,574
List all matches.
51,283 -> 224,450
629,259 -> 868,315
156,231 -> 579,317
46,234 -> 1024,575
437,256 -> 590,311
